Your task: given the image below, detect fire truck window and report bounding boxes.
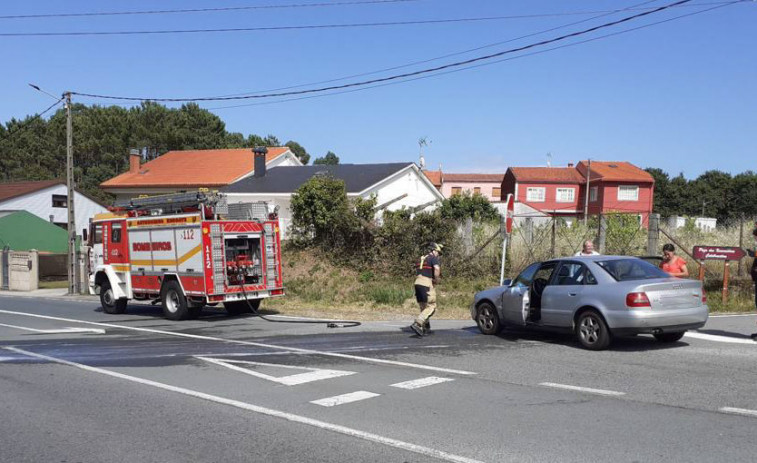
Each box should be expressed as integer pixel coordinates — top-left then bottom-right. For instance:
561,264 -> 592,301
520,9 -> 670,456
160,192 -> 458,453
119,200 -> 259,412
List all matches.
111,223 -> 122,243
93,225 -> 103,245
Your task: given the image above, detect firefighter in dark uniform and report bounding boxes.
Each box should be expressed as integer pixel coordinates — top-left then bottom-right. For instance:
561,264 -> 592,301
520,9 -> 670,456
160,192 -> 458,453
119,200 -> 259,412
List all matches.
410,242 -> 443,336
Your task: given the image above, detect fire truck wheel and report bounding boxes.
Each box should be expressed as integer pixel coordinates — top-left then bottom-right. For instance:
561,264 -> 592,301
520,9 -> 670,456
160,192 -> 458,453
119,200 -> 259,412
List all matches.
161,281 -> 189,320
100,280 -> 127,314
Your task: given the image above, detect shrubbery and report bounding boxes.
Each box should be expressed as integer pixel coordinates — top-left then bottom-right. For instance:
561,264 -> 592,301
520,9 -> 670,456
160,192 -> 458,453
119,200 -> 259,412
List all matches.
289,176 -> 502,277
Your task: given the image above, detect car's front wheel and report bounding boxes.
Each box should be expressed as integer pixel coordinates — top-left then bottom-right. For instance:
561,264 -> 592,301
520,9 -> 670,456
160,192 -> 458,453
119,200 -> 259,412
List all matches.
575,310 -> 611,350
476,302 -> 502,335
100,280 -> 127,314
653,331 -> 686,343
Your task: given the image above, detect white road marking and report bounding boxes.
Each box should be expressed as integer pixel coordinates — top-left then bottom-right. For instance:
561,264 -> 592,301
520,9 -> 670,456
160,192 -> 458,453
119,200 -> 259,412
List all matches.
539,382 -> 625,397
685,332 -> 757,345
196,357 -> 355,385
720,407 -> 757,418
5,347 -> 484,463
0,323 -> 105,335
310,391 -> 381,407
0,309 -> 476,376
391,376 -> 454,390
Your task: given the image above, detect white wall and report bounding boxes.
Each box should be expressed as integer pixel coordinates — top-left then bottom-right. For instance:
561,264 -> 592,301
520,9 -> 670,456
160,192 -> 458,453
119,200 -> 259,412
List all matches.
0,184 -> 107,237
362,165 -> 443,213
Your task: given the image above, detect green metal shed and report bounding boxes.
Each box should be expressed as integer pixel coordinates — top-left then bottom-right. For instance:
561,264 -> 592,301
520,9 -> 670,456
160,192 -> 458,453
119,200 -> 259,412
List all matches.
0,210 -> 68,253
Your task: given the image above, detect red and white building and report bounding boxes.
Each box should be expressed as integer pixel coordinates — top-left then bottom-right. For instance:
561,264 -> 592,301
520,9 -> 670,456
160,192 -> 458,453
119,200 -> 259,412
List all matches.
501,161 -> 655,226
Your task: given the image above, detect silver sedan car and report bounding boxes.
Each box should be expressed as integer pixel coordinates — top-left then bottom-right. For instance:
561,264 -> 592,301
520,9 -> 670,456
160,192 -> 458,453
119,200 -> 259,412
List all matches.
471,256 -> 708,350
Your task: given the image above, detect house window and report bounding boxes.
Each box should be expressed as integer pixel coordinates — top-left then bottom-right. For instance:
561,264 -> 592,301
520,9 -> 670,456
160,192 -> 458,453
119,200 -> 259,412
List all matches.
590,186 -> 598,202
526,187 -> 545,202
451,187 -> 462,195
555,188 -> 575,203
617,185 -> 639,201
52,194 -> 67,208
492,187 -> 501,198
473,187 -> 481,195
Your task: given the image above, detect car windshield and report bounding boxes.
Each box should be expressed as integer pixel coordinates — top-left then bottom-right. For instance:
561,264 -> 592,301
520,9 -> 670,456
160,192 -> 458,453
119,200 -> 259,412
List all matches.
596,258 -> 670,281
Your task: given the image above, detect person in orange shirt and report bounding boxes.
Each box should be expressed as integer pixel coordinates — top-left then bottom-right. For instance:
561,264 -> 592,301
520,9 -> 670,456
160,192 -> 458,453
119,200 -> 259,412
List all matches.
660,243 -> 689,278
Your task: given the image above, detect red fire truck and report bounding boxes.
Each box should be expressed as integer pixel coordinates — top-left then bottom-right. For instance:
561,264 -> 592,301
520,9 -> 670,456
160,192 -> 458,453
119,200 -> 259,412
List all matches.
87,191 -> 284,320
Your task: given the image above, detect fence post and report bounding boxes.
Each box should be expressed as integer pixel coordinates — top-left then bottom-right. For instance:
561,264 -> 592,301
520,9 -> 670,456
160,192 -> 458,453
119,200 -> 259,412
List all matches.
597,214 -> 607,254
524,218 -> 533,245
647,213 -> 660,256
551,218 -> 556,258
738,217 -> 744,277
463,217 -> 474,255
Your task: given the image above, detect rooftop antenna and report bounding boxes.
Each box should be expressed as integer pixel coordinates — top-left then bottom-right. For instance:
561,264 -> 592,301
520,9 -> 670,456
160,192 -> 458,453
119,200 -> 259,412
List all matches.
418,136 -> 431,170
546,152 -> 552,167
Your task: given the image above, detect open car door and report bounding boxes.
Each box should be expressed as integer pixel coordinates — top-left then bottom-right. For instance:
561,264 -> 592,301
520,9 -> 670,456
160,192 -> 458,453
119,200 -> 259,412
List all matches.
501,262 -> 539,326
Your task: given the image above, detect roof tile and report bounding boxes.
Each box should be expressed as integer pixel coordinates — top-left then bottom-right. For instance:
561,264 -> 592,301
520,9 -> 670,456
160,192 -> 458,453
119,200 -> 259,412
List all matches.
443,173 -> 504,183
577,161 -> 653,182
101,147 -> 291,188
509,167 -> 584,183
0,180 -> 63,202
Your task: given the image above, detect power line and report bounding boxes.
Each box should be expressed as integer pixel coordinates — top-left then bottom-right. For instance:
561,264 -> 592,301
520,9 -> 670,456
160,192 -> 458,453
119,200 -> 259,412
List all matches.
211,0 -> 662,98
0,10 -> 696,38
207,0 -> 740,110
0,98 -> 63,142
70,0 -> 702,103
0,0 -> 420,20
0,1 -> 736,21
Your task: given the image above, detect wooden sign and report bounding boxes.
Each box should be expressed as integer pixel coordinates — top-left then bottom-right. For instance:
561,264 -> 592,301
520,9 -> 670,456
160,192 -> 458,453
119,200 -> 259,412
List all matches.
692,246 -> 746,261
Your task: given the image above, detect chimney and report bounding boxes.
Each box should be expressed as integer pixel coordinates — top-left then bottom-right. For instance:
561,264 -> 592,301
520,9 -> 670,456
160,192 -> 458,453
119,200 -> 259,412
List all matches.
253,146 -> 268,178
129,149 -> 141,174
567,162 -> 574,168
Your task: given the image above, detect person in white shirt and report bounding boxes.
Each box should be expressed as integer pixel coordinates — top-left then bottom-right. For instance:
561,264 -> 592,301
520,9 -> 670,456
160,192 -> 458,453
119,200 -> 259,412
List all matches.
575,240 -> 600,256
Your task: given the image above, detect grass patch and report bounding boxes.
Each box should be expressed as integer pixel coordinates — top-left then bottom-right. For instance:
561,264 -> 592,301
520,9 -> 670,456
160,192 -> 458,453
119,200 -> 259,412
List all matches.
365,285 -> 413,306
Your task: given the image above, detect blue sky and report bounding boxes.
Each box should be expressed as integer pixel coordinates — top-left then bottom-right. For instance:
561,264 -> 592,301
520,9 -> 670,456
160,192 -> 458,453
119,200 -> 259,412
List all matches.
2,0 -> 755,178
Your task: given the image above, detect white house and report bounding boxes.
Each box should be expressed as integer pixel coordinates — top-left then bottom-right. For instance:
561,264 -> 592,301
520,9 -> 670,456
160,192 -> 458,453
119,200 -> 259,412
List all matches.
224,162 -> 445,238
0,180 -> 108,237
100,147 -> 302,202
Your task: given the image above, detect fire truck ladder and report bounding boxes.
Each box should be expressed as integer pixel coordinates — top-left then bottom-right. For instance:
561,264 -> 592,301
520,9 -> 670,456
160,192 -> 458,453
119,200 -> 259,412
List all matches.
114,191 -> 227,215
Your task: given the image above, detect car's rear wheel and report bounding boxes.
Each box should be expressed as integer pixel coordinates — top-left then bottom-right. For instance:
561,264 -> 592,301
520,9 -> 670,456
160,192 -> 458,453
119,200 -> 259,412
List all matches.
575,310 -> 611,350
476,302 -> 501,335
161,281 -> 189,320
653,331 -> 685,343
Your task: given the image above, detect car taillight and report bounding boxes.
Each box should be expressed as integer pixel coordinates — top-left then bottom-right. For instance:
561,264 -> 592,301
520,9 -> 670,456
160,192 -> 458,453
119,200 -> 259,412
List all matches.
626,292 -> 651,308
701,294 -> 707,304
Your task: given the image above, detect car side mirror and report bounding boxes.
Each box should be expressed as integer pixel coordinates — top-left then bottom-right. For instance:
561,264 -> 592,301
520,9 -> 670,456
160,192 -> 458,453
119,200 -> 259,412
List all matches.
82,228 -> 88,243
501,278 -> 512,287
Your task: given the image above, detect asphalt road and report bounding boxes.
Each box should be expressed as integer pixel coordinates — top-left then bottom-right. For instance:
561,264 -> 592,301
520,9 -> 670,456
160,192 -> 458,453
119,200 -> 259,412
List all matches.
2,295 -> 757,463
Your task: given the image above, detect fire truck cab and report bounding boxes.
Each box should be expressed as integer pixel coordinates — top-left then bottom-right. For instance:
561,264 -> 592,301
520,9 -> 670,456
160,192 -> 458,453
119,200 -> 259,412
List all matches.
88,191 -> 284,320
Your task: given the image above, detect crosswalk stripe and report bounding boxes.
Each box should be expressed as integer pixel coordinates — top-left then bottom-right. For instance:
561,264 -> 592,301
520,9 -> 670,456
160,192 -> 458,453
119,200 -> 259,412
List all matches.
311,391 -> 380,407
390,376 -> 454,390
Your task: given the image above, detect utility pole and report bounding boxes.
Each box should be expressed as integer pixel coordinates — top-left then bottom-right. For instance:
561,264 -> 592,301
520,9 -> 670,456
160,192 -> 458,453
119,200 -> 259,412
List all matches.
65,92 -> 78,294
583,159 -> 591,226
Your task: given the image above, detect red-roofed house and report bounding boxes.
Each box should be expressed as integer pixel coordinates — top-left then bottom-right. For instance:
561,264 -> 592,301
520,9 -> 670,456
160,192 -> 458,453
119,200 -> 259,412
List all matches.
442,173 -> 505,202
422,170 -> 505,202
502,161 -> 654,226
101,147 -> 302,201
576,161 -> 654,224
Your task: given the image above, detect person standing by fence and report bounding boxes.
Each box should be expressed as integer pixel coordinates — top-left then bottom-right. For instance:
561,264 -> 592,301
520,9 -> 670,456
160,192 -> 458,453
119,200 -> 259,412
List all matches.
574,240 -> 600,256
660,243 -> 689,278
745,227 -> 757,339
